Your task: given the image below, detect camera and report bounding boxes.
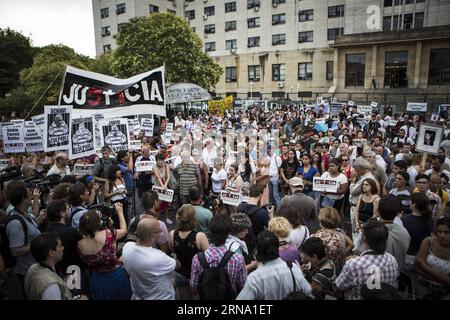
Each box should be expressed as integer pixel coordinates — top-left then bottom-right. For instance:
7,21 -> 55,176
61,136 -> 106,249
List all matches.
87,203 -> 117,229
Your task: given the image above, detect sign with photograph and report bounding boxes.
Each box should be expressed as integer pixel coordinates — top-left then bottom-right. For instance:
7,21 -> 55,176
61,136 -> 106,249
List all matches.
406,102 -> 427,112
415,123 -> 444,155
430,113 -> 440,122
220,191 -> 242,206
44,105 -> 72,151
313,177 -> 338,193
152,186 -> 174,203
135,160 -> 156,172
73,163 -> 94,176
99,118 -> 130,152
2,125 -> 26,153
69,116 -> 95,159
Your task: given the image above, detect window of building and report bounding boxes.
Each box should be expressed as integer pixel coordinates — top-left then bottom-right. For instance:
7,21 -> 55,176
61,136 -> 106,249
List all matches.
205,24 -> 215,34
248,91 -> 261,98
326,61 -> 334,81
384,51 -> 408,88
384,0 -> 393,6
272,13 -> 286,25
298,63 -> 313,80
393,15 -> 400,30
405,0 -> 414,4
205,42 -> 216,52
328,5 -> 344,18
394,0 -> 403,5
186,10 -> 195,20
416,0 -> 425,3
103,44 -> 111,53
273,0 -> 286,4
226,39 -> 237,50
116,3 -> 126,15
101,26 -> 111,37
346,54 -> 366,87
248,37 -> 260,48
167,9 -> 176,14
247,0 -> 260,9
272,91 -> 285,98
225,2 -> 236,13
149,5 -> 159,13
415,12 -> 424,29
327,28 -> 344,41
429,48 -> 450,85
118,23 -> 127,33
248,17 -> 260,28
272,64 -> 285,81
298,31 -> 313,43
225,21 -> 237,31
383,16 -> 392,31
298,91 -> 312,98
101,8 -> 109,19
226,67 -> 237,82
403,14 -> 413,29
226,92 -> 238,98
299,9 -> 314,22
204,6 -> 215,16
248,65 -> 261,81
272,34 -> 286,45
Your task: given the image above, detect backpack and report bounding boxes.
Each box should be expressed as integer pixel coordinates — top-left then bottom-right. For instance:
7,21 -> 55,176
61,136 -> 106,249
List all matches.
0,214 -> 28,269
0,268 -> 25,300
197,251 -> 236,300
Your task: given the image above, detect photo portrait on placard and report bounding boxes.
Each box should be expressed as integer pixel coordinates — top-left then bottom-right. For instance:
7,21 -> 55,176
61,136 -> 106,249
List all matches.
43,105 -> 72,152
416,123 -> 444,155
70,116 -> 96,159
100,118 -> 130,152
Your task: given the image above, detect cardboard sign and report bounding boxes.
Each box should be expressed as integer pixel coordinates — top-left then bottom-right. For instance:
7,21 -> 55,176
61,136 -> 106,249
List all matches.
220,191 -> 242,206
152,186 -> 174,203
2,126 -> 25,153
129,140 -> 142,151
135,160 -> 156,172
313,177 -> 338,193
73,163 -> 94,176
165,123 -> 174,135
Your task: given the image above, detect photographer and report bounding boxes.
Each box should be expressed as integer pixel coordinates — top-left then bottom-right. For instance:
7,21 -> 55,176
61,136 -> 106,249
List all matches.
103,165 -> 128,223
77,202 -> 131,300
68,183 -> 90,229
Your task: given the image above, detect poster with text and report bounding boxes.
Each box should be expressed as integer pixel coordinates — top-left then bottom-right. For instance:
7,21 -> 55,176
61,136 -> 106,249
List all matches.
2,126 -> 25,153
44,105 -> 72,152
152,186 -> 174,203
31,114 -> 45,132
73,163 -> 94,176
313,177 -> 338,193
141,118 -> 154,137
99,118 -> 130,153
70,116 -> 96,159
24,125 -> 44,152
221,191 -> 242,206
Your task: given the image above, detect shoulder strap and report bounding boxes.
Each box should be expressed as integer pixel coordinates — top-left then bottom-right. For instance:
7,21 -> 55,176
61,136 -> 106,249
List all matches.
219,250 -> 235,268
198,252 -> 209,269
70,207 -> 85,224
6,214 -> 28,245
286,261 -> 296,292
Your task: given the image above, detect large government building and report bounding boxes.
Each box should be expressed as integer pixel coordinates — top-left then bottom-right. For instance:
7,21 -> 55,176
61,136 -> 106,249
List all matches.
93,0 -> 450,106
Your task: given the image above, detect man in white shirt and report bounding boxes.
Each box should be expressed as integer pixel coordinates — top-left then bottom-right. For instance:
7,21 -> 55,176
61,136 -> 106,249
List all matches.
268,146 -> 282,207
392,129 -> 415,147
122,218 -> 178,300
46,152 -> 71,177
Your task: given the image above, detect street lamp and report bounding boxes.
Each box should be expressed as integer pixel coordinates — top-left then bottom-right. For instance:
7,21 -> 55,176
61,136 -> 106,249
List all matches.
249,81 -> 254,99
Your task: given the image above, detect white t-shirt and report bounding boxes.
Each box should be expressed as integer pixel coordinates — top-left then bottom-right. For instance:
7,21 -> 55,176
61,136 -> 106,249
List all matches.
289,226 -> 310,249
211,168 -> 227,193
122,242 -> 176,300
269,154 -> 282,182
320,172 -> 348,200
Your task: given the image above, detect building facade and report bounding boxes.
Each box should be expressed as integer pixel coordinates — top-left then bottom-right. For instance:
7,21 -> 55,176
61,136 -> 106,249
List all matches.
92,0 -> 450,105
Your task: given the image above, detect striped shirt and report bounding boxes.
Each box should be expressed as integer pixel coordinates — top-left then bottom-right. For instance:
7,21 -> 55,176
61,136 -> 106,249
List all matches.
174,163 -> 199,195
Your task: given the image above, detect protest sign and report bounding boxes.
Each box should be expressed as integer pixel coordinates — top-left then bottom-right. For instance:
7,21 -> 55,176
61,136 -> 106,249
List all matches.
59,65 -> 166,118
431,113 -> 440,122
129,140 -> 142,151
389,120 -> 398,126
73,163 -> 94,176
371,101 -> 378,109
406,102 -> 427,112
166,83 -> 211,104
2,126 -> 25,153
25,121 -> 35,127
141,118 -> 154,137
44,105 -> 72,152
0,159 -> 10,170
99,118 -> 130,152
357,105 -> 372,114
220,191 -> 242,206
11,119 -> 25,127
152,186 -> 174,203
313,177 -> 338,193
70,117 -> 96,159
24,125 -> 44,153
135,160 -> 155,172
92,113 -> 105,151
347,100 -> 355,106
31,114 -> 45,132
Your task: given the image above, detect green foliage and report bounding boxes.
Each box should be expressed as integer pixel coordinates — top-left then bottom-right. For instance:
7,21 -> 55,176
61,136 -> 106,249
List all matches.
0,28 -> 34,98
0,87 -> 32,118
112,13 -> 222,90
90,53 -> 114,76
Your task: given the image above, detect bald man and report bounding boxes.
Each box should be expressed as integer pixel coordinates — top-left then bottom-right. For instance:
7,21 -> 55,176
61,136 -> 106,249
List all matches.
122,218 -> 178,300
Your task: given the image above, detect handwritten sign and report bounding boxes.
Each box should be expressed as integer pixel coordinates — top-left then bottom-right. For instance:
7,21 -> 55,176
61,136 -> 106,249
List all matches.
73,164 -> 94,176
220,191 -> 242,206
152,186 -> 174,203
313,177 -> 338,193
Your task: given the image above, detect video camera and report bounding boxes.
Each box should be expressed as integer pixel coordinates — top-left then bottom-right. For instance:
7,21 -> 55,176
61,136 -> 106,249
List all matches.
87,203 -> 116,230
24,173 -> 61,194
0,166 -> 22,182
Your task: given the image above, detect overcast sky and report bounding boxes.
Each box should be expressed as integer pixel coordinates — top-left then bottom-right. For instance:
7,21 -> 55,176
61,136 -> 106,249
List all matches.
0,0 -> 96,57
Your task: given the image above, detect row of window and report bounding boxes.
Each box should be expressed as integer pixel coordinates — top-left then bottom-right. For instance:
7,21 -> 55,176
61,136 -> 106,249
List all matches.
383,12 -> 424,31
384,0 -> 425,7
222,48 -> 450,87
204,29 -> 343,50
100,3 -> 176,18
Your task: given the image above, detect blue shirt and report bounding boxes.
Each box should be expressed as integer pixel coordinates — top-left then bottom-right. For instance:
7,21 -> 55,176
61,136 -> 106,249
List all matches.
118,162 -> 134,191
296,166 -> 318,192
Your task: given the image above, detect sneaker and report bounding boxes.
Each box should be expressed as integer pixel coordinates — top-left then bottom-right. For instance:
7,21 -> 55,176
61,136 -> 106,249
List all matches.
165,218 -> 173,225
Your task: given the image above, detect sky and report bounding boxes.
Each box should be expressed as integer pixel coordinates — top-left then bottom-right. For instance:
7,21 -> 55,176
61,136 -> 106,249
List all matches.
0,0 -> 96,57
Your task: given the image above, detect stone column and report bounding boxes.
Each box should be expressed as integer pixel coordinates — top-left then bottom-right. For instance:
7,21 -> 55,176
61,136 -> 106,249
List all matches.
414,42 -> 422,88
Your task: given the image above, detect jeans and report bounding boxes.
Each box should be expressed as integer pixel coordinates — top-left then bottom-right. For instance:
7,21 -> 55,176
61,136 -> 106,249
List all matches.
269,180 -> 281,207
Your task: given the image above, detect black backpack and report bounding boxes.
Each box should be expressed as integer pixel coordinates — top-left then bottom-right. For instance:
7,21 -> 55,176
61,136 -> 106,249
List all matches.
0,214 -> 28,269
197,251 -> 236,300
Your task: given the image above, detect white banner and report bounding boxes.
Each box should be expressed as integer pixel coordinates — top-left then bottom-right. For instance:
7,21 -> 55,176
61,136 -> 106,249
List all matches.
141,118 -> 154,137
347,100 -> 355,106
313,177 -> 338,193
221,191 -> 242,206
73,163 -> 94,176
129,140 -> 142,151
44,105 -> 72,152
152,186 -> 174,203
357,105 -> 372,114
371,101 -> 378,108
407,102 -> 427,112
24,125 -> 44,153
135,160 -> 156,172
2,126 -> 25,153
69,116 -> 96,159
99,118 -> 130,153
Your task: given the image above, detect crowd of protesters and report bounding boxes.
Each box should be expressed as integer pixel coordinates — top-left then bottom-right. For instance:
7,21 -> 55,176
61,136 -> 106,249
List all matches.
0,102 -> 450,300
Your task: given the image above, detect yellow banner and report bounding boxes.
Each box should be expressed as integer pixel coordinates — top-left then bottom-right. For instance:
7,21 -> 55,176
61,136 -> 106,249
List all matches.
208,96 -> 234,114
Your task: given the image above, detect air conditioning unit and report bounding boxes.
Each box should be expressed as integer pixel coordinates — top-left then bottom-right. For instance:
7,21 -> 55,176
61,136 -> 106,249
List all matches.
254,6 -> 259,12
277,82 -> 284,88
230,48 -> 237,54
203,14 -> 208,20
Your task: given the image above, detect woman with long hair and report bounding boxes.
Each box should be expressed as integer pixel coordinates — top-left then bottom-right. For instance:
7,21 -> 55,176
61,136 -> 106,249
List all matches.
280,148 -> 300,195
312,152 -> 324,175
103,164 -> 128,224
297,154 -> 320,198
320,159 -> 348,213
354,178 -> 380,231
153,153 -> 173,225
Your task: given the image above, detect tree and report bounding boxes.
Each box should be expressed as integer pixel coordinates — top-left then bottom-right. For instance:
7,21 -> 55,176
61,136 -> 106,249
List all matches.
0,87 -> 32,118
90,53 -> 114,76
19,44 -> 92,116
0,28 -> 34,98
112,13 -> 222,90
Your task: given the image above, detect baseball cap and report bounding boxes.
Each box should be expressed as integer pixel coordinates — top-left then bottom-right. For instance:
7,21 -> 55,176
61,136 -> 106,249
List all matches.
290,177 -> 304,187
